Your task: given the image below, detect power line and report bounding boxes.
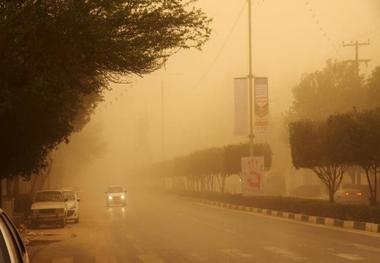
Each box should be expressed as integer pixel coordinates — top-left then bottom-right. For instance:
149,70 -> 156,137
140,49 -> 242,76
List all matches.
180,0 -> 248,97
303,0 -> 343,60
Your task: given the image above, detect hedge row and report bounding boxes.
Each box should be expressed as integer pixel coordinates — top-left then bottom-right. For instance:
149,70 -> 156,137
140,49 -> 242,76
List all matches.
173,190 -> 380,224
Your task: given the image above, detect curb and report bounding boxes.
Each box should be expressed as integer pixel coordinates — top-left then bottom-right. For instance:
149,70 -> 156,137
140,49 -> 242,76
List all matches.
198,199 -> 380,234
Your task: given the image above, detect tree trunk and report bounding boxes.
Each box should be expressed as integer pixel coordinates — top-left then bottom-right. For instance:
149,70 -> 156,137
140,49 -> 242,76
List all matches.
328,187 -> 335,203
0,178 -> 2,208
221,174 -> 226,193
13,175 -> 19,197
364,168 -> 377,206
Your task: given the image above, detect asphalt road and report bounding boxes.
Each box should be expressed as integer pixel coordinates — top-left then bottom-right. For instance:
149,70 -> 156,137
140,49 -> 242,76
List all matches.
28,191 -> 380,263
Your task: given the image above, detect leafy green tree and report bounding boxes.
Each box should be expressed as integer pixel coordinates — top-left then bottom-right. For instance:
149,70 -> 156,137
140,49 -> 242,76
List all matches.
0,0 -> 211,184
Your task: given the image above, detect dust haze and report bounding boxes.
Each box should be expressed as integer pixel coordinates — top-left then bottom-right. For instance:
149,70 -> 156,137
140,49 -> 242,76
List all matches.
49,0 -> 380,196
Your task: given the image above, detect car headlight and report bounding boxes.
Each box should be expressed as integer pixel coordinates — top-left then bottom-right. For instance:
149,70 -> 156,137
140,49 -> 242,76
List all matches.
121,195 -> 125,200
108,196 -> 113,201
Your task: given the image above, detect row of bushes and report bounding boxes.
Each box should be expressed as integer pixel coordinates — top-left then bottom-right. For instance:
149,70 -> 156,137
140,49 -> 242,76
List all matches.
172,190 -> 380,224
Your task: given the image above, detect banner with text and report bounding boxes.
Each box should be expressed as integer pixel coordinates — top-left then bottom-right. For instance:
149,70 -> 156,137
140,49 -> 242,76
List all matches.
241,156 -> 265,195
254,77 -> 269,132
234,77 -> 249,136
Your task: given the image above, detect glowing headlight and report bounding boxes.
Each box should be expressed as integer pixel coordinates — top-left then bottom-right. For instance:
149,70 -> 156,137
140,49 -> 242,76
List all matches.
121,195 -> 125,200
108,196 -> 113,200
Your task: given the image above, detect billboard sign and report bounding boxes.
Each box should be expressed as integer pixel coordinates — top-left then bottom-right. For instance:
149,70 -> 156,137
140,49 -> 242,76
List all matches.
254,77 -> 269,131
241,156 -> 265,195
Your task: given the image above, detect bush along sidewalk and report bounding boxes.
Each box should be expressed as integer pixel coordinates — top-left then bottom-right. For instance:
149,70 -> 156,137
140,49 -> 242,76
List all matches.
172,191 -> 380,233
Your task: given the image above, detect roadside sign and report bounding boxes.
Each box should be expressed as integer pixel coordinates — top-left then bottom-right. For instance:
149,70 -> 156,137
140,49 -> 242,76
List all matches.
254,77 -> 269,133
241,156 -> 265,195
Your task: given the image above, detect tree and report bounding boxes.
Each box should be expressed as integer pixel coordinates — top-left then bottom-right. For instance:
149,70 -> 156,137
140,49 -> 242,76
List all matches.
0,0 -> 211,183
289,60 -> 365,121
367,66 -> 380,107
349,109 -> 380,205
289,120 -> 347,202
156,143 -> 272,193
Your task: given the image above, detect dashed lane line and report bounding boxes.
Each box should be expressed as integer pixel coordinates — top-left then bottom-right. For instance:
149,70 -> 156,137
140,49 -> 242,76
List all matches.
138,254 -> 165,263
95,256 -> 118,263
51,257 -> 73,263
221,248 -> 255,259
349,243 -> 380,254
334,253 -> 365,261
263,246 -> 307,262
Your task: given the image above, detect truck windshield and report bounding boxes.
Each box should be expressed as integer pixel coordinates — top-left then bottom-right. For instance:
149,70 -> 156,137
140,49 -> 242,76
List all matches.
107,187 -> 124,193
35,191 -> 64,202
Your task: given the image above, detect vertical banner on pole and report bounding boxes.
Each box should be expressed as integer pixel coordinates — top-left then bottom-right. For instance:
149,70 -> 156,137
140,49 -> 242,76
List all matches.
241,156 -> 265,195
254,77 -> 269,132
234,78 -> 249,136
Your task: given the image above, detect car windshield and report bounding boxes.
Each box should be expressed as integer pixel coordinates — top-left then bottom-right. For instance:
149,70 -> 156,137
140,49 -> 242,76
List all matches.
107,187 -> 123,193
35,191 -> 64,202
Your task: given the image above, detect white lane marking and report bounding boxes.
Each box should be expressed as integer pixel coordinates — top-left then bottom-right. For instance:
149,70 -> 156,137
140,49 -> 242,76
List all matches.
349,243 -> 380,254
190,216 -> 239,236
221,248 -> 255,259
194,202 -> 380,239
138,254 -> 165,263
263,246 -> 306,262
191,253 -> 209,262
52,257 -> 73,263
224,228 -> 238,235
334,253 -> 364,261
95,256 -> 118,263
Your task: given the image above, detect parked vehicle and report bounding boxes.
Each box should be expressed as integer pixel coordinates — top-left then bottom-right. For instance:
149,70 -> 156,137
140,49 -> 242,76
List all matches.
62,189 -> 80,223
0,208 -> 30,263
335,184 -> 369,204
30,190 -> 67,228
106,185 -> 126,207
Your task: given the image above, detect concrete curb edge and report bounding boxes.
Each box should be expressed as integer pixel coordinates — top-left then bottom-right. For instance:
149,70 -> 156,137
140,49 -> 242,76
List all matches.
198,199 -> 380,234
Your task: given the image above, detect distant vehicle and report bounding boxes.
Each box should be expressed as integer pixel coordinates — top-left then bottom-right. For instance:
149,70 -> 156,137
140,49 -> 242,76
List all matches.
106,185 -> 126,207
30,190 -> 67,228
62,189 -> 80,223
0,208 -> 30,262
335,184 -> 369,204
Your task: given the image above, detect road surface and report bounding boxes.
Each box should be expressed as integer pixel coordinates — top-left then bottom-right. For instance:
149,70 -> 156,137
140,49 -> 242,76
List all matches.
28,190 -> 380,262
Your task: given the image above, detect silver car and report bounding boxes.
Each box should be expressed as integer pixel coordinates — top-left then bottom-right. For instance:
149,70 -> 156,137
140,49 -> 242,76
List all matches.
0,208 -> 30,263
62,190 -> 80,223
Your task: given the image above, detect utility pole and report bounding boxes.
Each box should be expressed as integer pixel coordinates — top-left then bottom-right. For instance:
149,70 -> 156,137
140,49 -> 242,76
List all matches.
161,78 -> 165,161
342,40 -> 370,185
342,40 -> 370,77
248,0 -> 254,156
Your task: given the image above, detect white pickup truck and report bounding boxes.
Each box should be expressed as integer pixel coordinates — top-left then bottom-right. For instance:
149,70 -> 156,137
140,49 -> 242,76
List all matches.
30,190 -> 67,228
106,185 -> 126,207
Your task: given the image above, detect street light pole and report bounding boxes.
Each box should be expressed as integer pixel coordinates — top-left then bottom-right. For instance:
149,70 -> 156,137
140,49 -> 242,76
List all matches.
248,0 -> 254,156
